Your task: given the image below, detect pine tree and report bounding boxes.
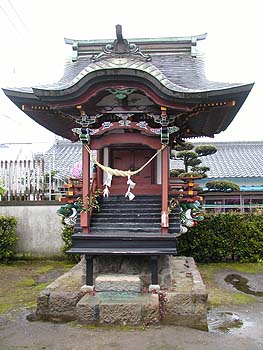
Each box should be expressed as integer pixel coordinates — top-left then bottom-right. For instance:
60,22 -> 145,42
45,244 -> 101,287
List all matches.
171,142 -> 217,178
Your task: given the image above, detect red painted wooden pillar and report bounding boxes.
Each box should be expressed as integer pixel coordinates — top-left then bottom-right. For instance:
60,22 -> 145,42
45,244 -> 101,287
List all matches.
81,144 -> 90,234
96,149 -> 103,189
161,146 -> 169,235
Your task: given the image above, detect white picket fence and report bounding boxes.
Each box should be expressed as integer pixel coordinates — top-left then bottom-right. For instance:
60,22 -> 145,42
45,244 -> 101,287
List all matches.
0,159 -> 65,201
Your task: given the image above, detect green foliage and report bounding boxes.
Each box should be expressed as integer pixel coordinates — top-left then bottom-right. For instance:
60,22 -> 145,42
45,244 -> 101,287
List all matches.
82,189 -> 102,212
0,215 -> 18,261
61,222 -> 80,262
206,180 -> 240,192
177,212 -> 263,262
170,168 -> 185,177
195,145 -> 217,157
174,141 -> 194,152
192,166 -> 210,178
60,190 -> 102,262
0,179 -> 5,197
171,142 -> 217,178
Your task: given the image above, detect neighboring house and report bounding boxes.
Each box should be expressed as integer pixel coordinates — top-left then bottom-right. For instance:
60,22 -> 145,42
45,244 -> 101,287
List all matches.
44,140 -> 263,212
43,139 -> 82,180
171,141 -> 263,212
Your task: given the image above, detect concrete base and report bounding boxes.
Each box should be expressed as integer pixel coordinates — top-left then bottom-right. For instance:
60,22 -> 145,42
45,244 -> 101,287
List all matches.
36,257 -> 208,330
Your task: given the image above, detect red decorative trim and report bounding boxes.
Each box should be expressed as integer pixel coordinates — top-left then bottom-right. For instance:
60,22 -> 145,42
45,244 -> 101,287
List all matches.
90,133 -> 161,150
92,121 -> 159,136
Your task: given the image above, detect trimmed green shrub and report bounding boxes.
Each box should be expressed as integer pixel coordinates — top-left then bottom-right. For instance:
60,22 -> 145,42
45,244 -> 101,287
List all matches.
0,215 -> 18,261
177,211 -> 263,262
206,180 -> 240,192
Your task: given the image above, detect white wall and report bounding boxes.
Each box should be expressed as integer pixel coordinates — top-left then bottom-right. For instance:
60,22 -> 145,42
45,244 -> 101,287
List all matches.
0,203 -> 63,257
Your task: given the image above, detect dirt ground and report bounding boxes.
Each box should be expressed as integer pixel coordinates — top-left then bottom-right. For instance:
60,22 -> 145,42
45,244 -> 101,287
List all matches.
0,261 -> 262,350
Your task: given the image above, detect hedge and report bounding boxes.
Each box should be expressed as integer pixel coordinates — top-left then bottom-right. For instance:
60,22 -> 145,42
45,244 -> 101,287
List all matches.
0,215 -> 18,261
177,211 -> 263,262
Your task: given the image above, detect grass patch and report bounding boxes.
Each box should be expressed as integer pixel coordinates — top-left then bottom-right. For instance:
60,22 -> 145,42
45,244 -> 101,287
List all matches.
198,262 -> 261,307
16,277 -> 37,287
0,259 -> 75,315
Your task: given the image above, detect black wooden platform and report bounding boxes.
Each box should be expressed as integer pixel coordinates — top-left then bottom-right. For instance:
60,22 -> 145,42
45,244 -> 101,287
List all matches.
68,195 -> 179,285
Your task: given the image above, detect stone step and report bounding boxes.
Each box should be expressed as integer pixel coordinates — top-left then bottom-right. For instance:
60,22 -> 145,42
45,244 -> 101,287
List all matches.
99,204 -> 162,210
91,218 -> 161,224
95,274 -> 141,292
100,196 -> 161,203
76,292 -> 159,325
92,212 -> 161,218
90,226 -> 161,233
95,208 -> 162,214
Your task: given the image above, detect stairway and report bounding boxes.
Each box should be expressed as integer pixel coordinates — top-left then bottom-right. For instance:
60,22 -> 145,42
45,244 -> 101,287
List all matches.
90,195 -> 180,235
69,195 -> 179,256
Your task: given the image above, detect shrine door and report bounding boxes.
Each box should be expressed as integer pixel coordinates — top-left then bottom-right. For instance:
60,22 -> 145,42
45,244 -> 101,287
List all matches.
110,148 -> 156,194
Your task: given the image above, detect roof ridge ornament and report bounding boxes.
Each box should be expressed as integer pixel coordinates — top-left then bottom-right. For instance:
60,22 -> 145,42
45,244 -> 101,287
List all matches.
91,25 -> 152,62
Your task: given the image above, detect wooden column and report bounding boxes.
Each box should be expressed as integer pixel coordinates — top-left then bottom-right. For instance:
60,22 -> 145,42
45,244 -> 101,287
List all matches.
85,255 -> 94,286
96,149 -> 103,189
81,144 -> 90,233
161,146 -> 169,235
151,256 -> 158,285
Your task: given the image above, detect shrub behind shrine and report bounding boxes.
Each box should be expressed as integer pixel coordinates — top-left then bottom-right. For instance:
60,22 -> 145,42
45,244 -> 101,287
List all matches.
0,215 -> 18,261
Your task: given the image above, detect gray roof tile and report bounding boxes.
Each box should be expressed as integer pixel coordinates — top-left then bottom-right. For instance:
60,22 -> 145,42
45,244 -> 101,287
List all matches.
171,141 -> 263,178
45,140 -> 263,180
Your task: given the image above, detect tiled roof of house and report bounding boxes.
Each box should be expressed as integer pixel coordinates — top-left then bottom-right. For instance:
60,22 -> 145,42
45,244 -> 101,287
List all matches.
45,140 -> 263,180
171,141 -> 263,178
43,140 -> 82,180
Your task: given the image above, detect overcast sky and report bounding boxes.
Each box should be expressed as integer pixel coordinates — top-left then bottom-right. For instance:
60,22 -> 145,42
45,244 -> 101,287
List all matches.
0,0 -> 262,151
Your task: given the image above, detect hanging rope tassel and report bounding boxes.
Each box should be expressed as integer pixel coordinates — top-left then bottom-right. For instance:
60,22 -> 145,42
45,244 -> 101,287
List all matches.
103,173 -> 112,197
125,175 -> 136,200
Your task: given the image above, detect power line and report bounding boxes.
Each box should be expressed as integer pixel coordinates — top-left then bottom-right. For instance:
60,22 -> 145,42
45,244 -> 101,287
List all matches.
0,3 -> 22,37
7,0 -> 28,31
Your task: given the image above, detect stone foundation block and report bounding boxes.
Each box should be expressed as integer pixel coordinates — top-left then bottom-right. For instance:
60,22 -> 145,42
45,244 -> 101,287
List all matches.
141,293 -> 160,325
165,292 -> 196,315
95,274 -> 141,292
47,291 -> 83,321
36,290 -> 50,316
76,294 -> 99,324
99,300 -> 142,325
160,290 -> 208,330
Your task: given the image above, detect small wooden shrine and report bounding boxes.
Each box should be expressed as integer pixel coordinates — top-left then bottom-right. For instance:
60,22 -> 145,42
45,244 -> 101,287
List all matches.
3,25 -> 253,288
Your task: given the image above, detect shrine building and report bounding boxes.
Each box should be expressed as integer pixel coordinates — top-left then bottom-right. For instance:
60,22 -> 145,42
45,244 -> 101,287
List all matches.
2,25 -> 253,287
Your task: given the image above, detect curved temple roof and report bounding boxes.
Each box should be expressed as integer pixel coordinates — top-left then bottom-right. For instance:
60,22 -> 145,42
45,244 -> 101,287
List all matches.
2,25 -> 253,141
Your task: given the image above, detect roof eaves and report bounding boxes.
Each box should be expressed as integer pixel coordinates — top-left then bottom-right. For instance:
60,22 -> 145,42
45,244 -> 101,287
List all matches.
64,33 -> 207,47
